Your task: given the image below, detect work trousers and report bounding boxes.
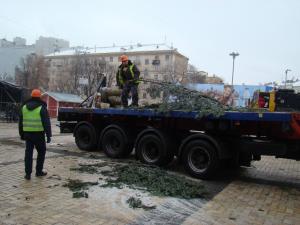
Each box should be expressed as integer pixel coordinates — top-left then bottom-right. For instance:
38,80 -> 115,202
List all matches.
121,83 -> 138,107
24,133 -> 46,175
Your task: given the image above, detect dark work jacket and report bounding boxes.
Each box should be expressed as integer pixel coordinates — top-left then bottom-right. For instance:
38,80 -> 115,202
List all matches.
18,98 -> 52,139
116,60 -> 140,86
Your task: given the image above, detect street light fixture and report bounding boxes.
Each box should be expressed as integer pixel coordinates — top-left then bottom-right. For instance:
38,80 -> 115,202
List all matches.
229,52 -> 239,86
284,69 -> 291,88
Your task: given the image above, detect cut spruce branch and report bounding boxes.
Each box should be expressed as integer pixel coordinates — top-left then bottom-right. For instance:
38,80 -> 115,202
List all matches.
141,79 -> 228,118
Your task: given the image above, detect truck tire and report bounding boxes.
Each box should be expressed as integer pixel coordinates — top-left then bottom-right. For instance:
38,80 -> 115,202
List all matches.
74,124 -> 97,151
181,139 -> 219,179
136,132 -> 174,166
101,127 -> 133,158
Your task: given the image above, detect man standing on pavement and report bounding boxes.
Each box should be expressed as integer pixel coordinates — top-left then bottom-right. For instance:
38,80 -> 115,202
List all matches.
19,89 -> 52,180
116,55 -> 140,107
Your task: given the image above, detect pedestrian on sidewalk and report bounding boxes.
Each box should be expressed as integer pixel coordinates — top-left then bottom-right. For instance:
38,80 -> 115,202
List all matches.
19,89 -> 52,180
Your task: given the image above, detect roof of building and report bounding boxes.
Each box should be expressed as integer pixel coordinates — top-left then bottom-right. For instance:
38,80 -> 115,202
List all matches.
0,80 -> 30,103
0,80 -> 22,89
46,43 -> 187,58
43,91 -> 83,103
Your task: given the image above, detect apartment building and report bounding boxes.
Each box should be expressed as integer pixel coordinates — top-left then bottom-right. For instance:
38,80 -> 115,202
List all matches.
35,36 -> 69,55
45,43 -> 189,104
0,36 -> 69,81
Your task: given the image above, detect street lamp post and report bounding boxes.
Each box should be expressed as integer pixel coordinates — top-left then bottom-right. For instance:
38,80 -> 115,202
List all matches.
284,69 -> 291,88
229,52 -> 239,86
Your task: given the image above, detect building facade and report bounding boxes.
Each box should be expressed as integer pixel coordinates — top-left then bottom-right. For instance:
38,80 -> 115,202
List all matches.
13,37 -> 26,46
35,36 -> 69,55
44,44 -> 189,105
0,36 -> 69,82
0,43 -> 35,79
205,74 -> 224,84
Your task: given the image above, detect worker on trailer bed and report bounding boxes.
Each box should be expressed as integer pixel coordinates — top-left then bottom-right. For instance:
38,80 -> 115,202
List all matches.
116,55 -> 140,107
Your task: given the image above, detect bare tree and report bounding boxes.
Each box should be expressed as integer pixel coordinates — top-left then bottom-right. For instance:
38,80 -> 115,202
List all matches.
0,72 -> 14,83
283,77 -> 299,86
15,54 -> 49,90
105,64 -> 117,87
163,64 -> 177,83
186,64 -> 206,83
67,53 -> 118,97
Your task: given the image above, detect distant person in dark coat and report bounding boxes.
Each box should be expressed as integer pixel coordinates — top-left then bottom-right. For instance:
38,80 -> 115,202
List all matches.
19,89 -> 52,180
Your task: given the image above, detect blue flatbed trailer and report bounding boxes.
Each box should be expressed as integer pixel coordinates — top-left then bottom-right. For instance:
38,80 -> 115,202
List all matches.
59,107 -> 293,121
58,107 -> 300,179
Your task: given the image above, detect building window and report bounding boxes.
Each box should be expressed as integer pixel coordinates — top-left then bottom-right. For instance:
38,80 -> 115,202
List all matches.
134,56 -> 141,65
152,61 -> 160,68
145,59 -> 149,65
152,55 -> 160,66
99,57 -> 105,64
144,69 -> 148,76
143,93 -> 147,98
165,55 -> 170,61
110,56 -> 113,62
154,74 -> 158,80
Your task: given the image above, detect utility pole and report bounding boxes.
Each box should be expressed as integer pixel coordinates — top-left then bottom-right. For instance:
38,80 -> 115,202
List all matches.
229,52 -> 239,86
284,69 -> 291,88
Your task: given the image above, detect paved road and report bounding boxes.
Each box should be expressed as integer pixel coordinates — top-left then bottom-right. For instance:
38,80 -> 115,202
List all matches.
0,121 -> 299,225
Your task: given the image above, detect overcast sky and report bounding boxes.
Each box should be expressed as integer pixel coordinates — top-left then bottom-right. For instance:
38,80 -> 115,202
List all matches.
1,0 -> 299,85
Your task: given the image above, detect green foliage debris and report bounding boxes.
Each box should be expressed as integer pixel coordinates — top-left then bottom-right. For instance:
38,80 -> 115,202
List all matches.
126,196 -> 156,210
127,196 -> 142,208
70,162 -> 110,174
73,191 -> 89,198
70,166 -> 98,174
69,161 -> 207,199
63,179 -> 98,192
63,179 -> 98,198
99,163 -> 206,199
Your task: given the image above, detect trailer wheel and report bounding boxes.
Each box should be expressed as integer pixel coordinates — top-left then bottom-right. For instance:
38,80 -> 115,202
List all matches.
74,124 -> 97,151
101,127 -> 132,158
182,140 -> 218,179
136,133 -> 174,166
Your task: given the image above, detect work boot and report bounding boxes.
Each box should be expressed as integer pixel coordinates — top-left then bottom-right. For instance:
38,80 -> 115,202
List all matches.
36,171 -> 47,177
24,174 -> 31,180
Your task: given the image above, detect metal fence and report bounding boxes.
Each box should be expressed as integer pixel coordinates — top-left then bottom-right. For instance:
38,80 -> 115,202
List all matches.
0,102 -> 20,122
